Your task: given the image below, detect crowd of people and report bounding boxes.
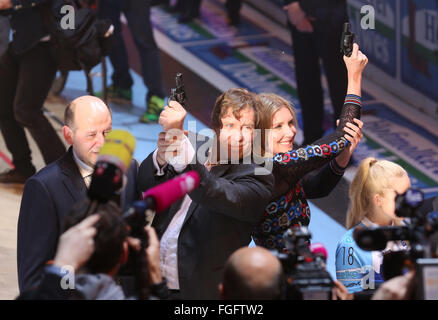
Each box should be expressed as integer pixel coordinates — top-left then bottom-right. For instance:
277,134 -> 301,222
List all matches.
1,0 -> 436,301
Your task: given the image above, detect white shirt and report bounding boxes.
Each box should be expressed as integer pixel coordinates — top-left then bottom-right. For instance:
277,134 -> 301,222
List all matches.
152,134 -> 196,289
72,149 -> 94,188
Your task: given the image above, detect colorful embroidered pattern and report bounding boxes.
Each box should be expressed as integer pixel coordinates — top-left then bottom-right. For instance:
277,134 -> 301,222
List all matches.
253,182 -> 311,252
274,137 -> 348,165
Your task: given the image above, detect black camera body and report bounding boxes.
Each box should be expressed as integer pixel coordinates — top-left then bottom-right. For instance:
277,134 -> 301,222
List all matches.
275,227 -> 334,300
116,199 -> 156,300
353,189 -> 438,299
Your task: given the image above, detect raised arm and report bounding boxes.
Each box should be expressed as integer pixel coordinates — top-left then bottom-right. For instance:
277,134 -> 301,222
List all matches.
272,43 -> 367,186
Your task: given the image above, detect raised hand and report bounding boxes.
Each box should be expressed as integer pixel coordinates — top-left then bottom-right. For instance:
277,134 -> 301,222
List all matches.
158,100 -> 187,132
53,214 -> 100,271
344,43 -> 369,80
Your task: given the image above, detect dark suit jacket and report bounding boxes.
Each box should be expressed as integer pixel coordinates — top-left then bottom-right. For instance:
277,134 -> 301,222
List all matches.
17,147 -> 140,293
137,149 -> 274,300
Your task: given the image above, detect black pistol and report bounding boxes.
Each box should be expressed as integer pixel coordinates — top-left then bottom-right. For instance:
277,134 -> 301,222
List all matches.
169,73 -> 187,107
340,22 -> 355,57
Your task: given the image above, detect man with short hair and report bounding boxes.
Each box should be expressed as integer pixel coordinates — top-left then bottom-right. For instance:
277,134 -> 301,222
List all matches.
17,96 -> 140,293
283,0 -> 349,145
219,247 -> 284,300
137,88 -> 274,299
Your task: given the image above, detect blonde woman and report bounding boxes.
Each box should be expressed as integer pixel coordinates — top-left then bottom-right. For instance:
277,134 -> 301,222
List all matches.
335,158 -> 411,294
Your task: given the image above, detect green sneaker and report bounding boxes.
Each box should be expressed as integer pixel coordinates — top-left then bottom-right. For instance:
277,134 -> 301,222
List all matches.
140,95 -> 165,123
96,85 -> 132,105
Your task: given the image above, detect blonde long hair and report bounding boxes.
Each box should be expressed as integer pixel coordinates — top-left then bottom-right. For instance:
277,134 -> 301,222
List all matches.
346,157 -> 408,229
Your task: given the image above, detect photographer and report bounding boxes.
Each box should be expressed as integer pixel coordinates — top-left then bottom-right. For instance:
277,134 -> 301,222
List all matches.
18,200 -> 168,300
219,246 -> 352,300
219,247 -> 284,300
335,158 -> 411,294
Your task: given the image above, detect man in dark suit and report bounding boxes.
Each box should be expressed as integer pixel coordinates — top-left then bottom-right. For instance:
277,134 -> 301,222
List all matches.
137,88 -> 274,299
0,0 -> 67,183
283,0 -> 349,145
17,96 -> 140,293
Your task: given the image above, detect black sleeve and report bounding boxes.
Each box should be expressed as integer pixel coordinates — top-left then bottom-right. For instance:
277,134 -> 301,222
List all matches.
137,151 -> 178,194
17,178 -> 60,293
185,162 -> 274,225
301,159 -> 346,199
272,95 -> 361,187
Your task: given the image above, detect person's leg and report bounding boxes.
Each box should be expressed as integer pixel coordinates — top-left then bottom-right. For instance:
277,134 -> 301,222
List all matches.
97,0 -> 133,93
290,25 -> 325,145
0,16 -> 10,57
178,0 -> 202,23
13,43 -> 66,166
124,0 -> 167,122
319,22 -> 348,127
225,0 -> 242,25
0,46 -> 36,180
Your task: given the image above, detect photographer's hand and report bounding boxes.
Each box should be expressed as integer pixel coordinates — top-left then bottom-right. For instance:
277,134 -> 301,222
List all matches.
53,214 -> 100,271
0,0 -> 12,10
372,271 -> 415,300
332,280 -> 354,300
145,226 -> 162,285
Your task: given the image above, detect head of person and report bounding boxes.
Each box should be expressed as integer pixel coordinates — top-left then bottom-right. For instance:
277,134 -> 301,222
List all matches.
219,247 -> 284,300
62,96 -> 112,168
210,88 -> 261,162
257,93 -> 298,156
346,157 -> 411,229
62,199 -> 129,276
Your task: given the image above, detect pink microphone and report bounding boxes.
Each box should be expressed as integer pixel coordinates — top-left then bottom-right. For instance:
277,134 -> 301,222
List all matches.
310,242 -> 328,261
142,171 -> 200,213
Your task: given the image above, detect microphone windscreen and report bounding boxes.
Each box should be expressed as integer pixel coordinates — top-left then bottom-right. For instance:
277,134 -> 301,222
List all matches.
142,171 -> 200,213
88,129 -> 136,203
310,242 -> 328,260
98,129 -> 136,173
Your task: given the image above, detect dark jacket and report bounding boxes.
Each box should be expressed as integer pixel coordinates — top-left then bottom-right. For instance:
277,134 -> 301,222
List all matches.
284,0 -> 347,27
137,147 -> 274,299
17,147 -> 140,293
2,0 -> 64,54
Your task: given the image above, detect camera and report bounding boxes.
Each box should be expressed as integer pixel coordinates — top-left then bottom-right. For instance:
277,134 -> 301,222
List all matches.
353,189 -> 438,299
274,226 -> 334,300
116,199 -> 156,300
